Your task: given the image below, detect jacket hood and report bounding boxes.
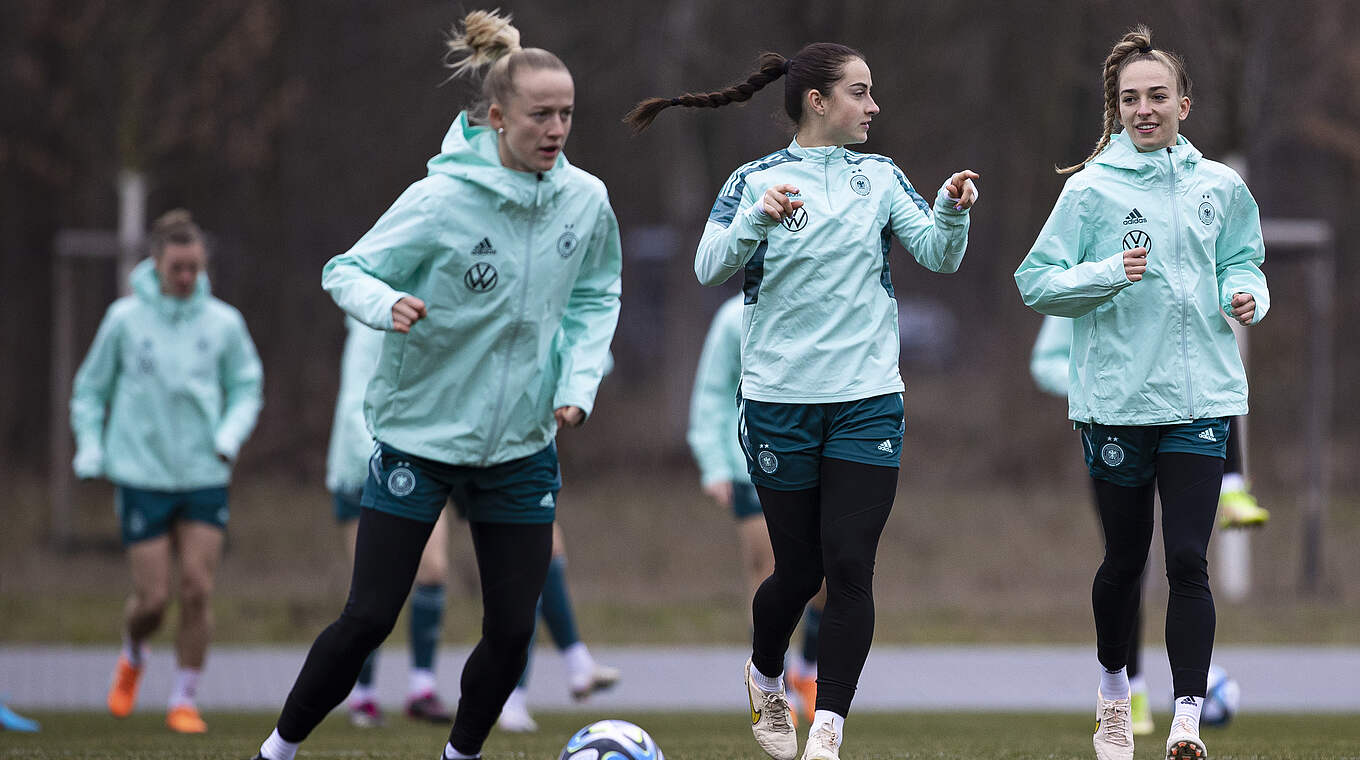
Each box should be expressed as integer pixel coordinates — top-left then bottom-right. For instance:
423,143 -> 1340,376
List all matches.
426,111 -> 573,207
1090,131 -> 1202,177
130,257 -> 210,319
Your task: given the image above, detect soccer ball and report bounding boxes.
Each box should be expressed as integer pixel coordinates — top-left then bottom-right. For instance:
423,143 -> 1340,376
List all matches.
558,719 -> 665,760
1201,664 -> 1241,726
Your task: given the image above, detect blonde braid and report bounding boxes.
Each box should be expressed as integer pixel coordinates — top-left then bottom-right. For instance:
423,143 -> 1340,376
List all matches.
1057,25 -> 1155,175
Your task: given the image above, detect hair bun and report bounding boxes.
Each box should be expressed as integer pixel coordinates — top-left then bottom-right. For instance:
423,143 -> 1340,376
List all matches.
444,9 -> 522,78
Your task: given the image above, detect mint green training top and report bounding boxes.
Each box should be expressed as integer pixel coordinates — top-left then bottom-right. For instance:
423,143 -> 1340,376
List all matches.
325,317 -> 383,495
696,139 -> 972,404
70,258 -> 264,490
687,295 -> 751,489
1014,131 -> 1269,426
322,112 -> 622,467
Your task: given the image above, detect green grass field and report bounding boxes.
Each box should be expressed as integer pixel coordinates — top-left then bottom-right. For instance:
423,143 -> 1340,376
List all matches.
2,711 -> 1357,760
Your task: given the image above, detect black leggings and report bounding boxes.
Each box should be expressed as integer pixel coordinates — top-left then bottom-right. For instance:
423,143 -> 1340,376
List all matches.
1091,452 -> 1222,698
1088,480 -> 1143,680
751,457 -> 898,717
276,508 -> 552,756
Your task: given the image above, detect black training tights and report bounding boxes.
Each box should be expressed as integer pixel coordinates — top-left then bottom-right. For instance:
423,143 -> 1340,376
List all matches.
276,509 -> 552,757
751,457 -> 898,717
1091,452 -> 1222,698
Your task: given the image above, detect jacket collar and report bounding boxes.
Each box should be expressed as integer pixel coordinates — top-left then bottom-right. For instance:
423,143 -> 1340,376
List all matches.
786,137 -> 846,163
1091,131 -> 1202,179
425,111 -> 571,208
130,258 -> 209,321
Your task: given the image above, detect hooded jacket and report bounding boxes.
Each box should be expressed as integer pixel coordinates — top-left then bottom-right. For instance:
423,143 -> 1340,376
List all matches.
322,112 -> 622,467
695,139 -> 972,404
70,258 -> 263,490
1014,131 -> 1269,425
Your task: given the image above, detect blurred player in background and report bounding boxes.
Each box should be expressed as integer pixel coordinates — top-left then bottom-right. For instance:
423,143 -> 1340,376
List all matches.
71,209 -> 263,734
687,293 -> 824,723
326,317 -> 455,726
252,10 -> 620,760
1016,25 -> 1269,760
630,40 -> 978,760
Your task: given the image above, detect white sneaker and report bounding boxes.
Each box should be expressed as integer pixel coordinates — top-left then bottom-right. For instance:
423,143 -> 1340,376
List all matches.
801,723 -> 841,760
496,689 -> 538,733
745,659 -> 797,760
569,663 -> 621,701
1093,690 -> 1134,760
1165,716 -> 1207,759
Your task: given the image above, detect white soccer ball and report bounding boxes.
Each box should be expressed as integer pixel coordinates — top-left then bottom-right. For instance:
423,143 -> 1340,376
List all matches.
1201,663 -> 1241,726
558,719 -> 665,760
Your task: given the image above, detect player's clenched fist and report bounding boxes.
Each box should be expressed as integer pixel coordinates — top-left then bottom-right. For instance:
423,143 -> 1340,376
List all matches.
391,295 -> 427,333
1123,246 -> 1148,282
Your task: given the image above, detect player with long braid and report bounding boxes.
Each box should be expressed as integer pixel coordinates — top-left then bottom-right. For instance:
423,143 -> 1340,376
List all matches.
629,43 -> 978,760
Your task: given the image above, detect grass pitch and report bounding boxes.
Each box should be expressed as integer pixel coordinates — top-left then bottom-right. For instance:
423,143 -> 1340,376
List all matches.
1,710 -> 1357,760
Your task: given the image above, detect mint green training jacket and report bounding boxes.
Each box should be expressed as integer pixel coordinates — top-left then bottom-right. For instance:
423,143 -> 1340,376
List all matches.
1014,131 -> 1269,426
696,139 -> 972,404
325,317 -> 383,495
687,295 -> 751,489
70,258 -> 263,490
322,111 -> 622,467
1029,315 -> 1074,398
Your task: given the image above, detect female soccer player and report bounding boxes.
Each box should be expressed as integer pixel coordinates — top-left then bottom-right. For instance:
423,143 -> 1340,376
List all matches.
71,209 -> 263,734
629,44 -> 978,760
326,317 -> 454,727
1015,25 -> 1269,760
687,293 -> 824,723
252,10 -> 621,760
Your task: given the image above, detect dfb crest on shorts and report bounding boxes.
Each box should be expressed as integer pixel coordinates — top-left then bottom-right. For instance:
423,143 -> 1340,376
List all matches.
1100,443 -> 1125,467
757,449 -> 779,474
387,463 -> 417,497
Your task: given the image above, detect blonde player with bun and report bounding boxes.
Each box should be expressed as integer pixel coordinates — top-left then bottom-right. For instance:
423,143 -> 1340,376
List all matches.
1015,25 -> 1268,760
252,10 -> 621,760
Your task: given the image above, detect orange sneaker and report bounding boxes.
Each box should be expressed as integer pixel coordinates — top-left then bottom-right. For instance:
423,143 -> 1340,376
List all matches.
106,656 -> 143,718
166,704 -> 207,733
788,670 -> 817,724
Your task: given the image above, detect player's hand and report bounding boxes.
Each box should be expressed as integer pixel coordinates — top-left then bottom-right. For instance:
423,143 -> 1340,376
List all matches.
760,184 -> 803,221
944,170 -> 980,209
1229,292 -> 1256,325
703,481 -> 734,509
1123,247 -> 1148,282
391,296 -> 427,333
554,405 -> 585,428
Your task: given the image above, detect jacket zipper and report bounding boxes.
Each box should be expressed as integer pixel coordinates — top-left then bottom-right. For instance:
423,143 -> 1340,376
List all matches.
1167,147 -> 1195,419
480,177 -> 542,465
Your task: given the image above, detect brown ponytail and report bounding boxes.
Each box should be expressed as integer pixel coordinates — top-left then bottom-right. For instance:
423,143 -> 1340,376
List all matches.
625,43 -> 864,134
1058,24 -> 1193,174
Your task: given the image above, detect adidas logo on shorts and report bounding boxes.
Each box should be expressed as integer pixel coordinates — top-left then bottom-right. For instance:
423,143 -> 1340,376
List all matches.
877,439 -> 894,454
1198,428 -> 1216,442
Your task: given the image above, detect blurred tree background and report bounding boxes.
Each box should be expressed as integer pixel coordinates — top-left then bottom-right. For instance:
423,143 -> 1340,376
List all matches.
1,0 -> 1356,633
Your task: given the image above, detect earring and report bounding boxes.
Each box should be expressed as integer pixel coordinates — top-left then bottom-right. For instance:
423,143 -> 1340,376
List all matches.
497,127 -> 505,134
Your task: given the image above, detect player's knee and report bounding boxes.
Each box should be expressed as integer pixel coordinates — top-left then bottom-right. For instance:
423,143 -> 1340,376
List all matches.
339,606 -> 400,649
1163,543 -> 1208,585
134,589 -> 172,620
178,575 -> 215,610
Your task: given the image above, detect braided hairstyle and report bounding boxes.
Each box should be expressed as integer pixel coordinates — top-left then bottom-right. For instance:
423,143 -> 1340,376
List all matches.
443,9 -> 568,125
1058,25 -> 1193,174
624,42 -> 864,134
